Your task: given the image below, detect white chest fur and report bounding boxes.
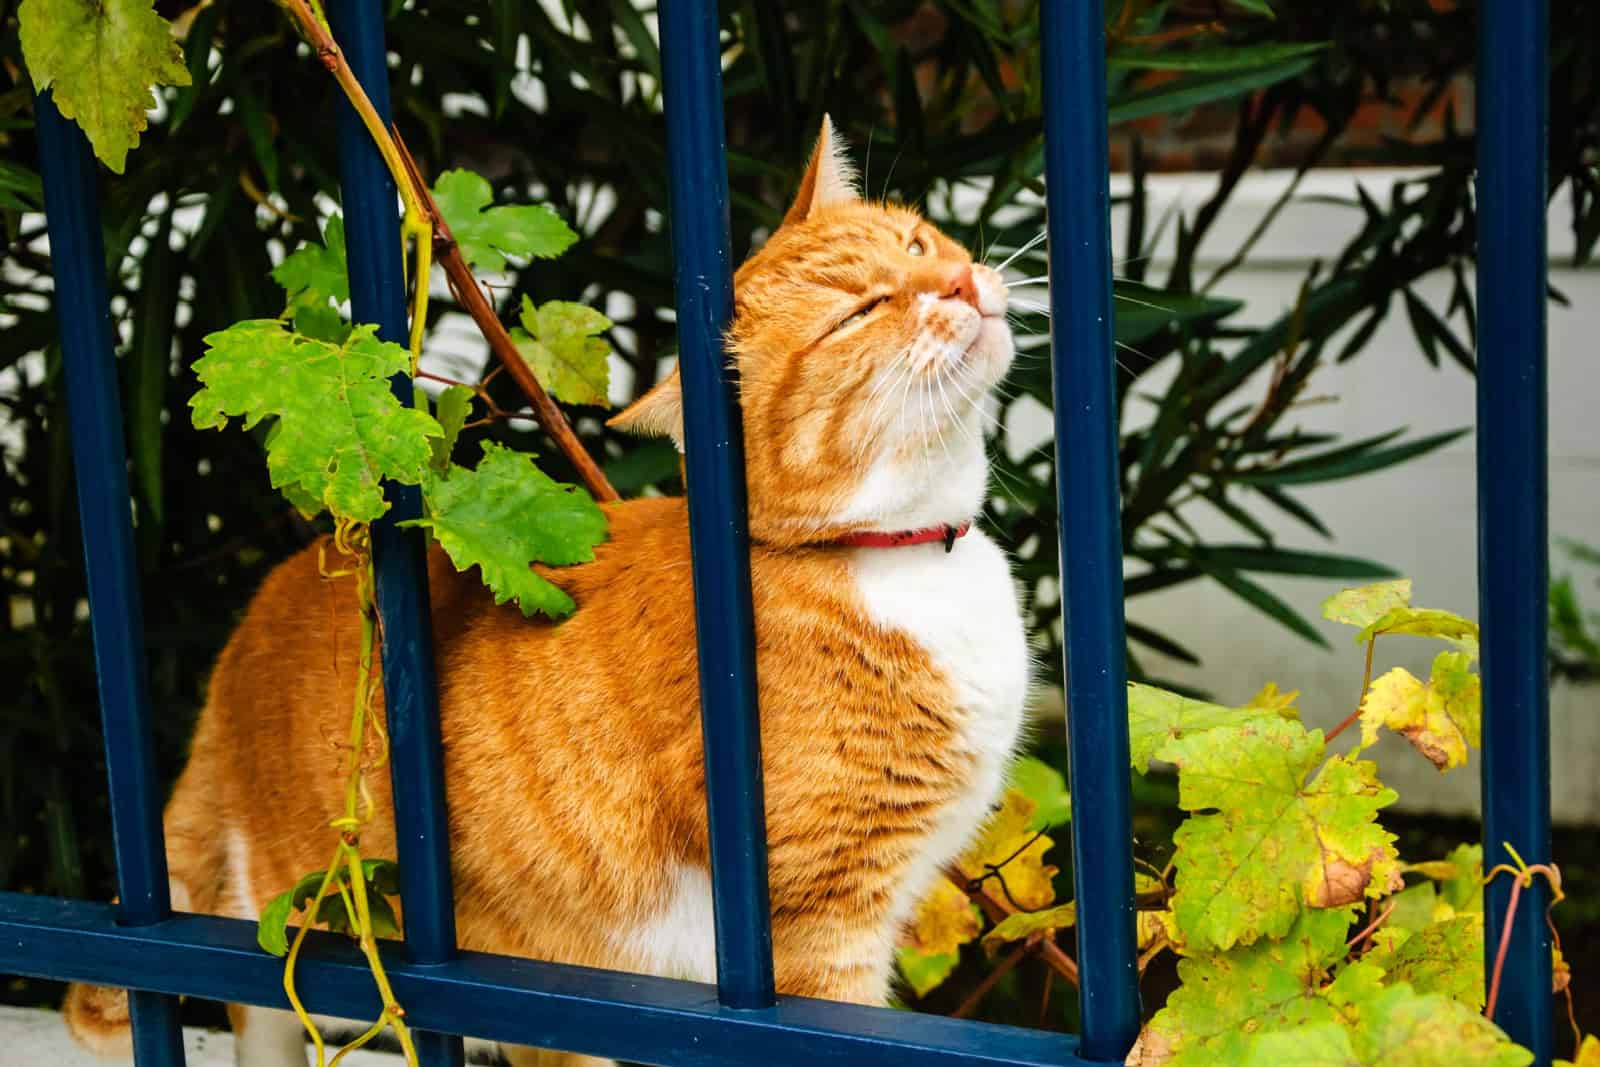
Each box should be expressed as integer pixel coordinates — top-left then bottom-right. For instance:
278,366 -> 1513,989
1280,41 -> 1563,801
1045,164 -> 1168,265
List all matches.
849,531 -> 1032,927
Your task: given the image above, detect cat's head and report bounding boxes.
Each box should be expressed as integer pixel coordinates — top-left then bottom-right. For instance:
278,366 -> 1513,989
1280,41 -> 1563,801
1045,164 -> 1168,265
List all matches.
612,117 -> 1012,546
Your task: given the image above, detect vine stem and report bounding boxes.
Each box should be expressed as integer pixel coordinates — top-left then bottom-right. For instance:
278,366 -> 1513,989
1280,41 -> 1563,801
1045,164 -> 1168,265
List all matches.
947,864 -> 1081,988
389,128 -> 620,502
951,941 -> 1031,1019
275,0 -> 617,502
1325,637 -> 1377,744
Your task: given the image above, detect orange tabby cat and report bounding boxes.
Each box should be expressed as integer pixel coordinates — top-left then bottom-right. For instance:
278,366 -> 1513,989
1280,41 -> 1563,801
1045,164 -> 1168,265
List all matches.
63,117 -> 1028,1067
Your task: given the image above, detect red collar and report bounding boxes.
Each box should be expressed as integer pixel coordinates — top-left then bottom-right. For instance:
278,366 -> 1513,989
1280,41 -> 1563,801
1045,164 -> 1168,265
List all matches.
835,522 -> 972,553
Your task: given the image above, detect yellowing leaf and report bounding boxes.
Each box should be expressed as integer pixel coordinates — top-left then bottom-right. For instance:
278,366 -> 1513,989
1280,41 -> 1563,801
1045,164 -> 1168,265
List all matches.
1245,682 -> 1301,718
895,947 -> 958,998
191,321 -> 440,523
1346,984 -> 1531,1066
20,0 -> 192,173
1364,915 -> 1485,1009
1359,651 -> 1480,771
1165,716 -> 1398,951
1555,1034 -> 1600,1067
1127,683 -> 1273,773
1140,909 -> 1353,1065
434,169 -> 578,272
903,876 -> 980,956
514,296 -> 613,408
1356,606 -> 1479,656
957,790 -> 1058,911
1322,579 -> 1413,628
406,442 -> 607,618
1137,909 -> 1169,951
980,902 -> 1075,954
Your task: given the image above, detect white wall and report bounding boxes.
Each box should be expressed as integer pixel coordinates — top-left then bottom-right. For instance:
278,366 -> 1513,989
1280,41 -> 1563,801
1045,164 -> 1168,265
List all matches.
1025,169 -> 1599,823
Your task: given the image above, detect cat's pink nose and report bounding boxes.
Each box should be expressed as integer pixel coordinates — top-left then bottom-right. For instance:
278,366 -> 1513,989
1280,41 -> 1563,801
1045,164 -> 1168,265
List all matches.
942,264 -> 980,310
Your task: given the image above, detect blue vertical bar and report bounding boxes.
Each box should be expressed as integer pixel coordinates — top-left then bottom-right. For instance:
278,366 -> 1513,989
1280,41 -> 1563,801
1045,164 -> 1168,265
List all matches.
326,4 -> 465,1065
34,91 -> 186,1067
1477,1 -> 1553,1062
657,0 -> 777,1010
1039,1 -> 1141,1060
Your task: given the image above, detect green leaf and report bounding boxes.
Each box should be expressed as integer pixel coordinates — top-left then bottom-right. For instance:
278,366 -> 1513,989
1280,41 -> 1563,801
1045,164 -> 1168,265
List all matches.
407,442 -> 607,618
366,892 -> 401,939
1364,915 -> 1485,1009
1242,1023 -> 1360,1067
0,160 -> 45,211
1355,606 -> 1479,654
190,320 -> 442,523
1139,908 -> 1353,1065
1109,43 -> 1324,73
1346,984 -> 1531,1066
1226,0 -> 1276,15
19,0 -> 192,173
1166,717 -> 1398,950
1202,564 -> 1330,648
896,947 -> 958,998
433,169 -> 578,272
515,296 -> 613,407
1127,683 -> 1273,774
1322,580 -> 1413,629
604,440 -> 682,493
1238,429 -> 1470,487
272,217 -> 350,309
256,890 -> 294,957
1108,58 -> 1314,126
1187,545 -> 1398,581
430,385 -> 474,471
1007,757 -> 1071,829
361,858 -> 402,898
981,902 -> 1076,953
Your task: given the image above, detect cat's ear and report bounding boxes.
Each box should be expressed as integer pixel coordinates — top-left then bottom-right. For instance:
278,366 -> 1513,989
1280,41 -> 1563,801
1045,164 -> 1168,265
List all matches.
607,367 -> 684,451
783,114 -> 859,226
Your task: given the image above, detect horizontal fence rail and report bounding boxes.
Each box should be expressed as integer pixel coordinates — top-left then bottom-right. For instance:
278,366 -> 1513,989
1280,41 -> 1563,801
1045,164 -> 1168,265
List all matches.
5,0 -> 1557,1064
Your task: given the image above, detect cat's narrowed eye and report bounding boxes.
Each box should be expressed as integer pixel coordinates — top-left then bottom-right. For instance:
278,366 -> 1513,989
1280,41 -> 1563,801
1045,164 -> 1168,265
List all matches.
835,297 -> 886,333
907,238 -> 927,257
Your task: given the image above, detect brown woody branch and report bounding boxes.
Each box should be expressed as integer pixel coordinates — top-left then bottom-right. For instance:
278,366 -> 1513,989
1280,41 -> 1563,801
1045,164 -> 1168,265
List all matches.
278,0 -> 618,504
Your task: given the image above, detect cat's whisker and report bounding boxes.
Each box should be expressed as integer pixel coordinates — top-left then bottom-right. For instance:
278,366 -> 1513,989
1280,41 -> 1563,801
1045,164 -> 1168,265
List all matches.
990,229 -> 1048,273
1004,275 -> 1050,287
1112,292 -> 1177,314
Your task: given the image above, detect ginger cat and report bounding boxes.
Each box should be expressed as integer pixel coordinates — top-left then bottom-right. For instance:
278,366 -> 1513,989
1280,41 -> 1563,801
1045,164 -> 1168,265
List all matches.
63,117 -> 1030,1067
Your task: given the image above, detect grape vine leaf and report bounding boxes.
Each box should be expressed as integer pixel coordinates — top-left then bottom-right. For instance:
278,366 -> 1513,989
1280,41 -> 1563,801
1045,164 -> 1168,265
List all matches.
1363,914 -> 1485,1009
955,790 -> 1058,911
429,384 -> 474,471
1557,1034 -> 1600,1067
1130,908 -> 1354,1066
19,0 -> 192,173
903,876 -> 980,956
981,902 -> 1075,954
406,442 -> 607,618
895,947 -> 958,998
1322,579 -> 1413,629
273,216 -> 350,309
514,296 -> 614,408
1343,984 -> 1532,1066
1245,681 -> 1301,718
1165,716 -> 1399,951
433,169 -> 578,272
1356,606 -> 1479,656
1359,651 -> 1480,771
1241,1023 -> 1360,1067
1127,683 -> 1277,773
191,321 -> 441,523
1007,756 -> 1072,829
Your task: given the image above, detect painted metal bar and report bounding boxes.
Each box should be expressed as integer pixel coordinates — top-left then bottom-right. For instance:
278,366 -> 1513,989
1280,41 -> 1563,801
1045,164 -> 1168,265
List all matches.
1476,1 -> 1553,1061
326,3 -> 464,1064
0,894 -> 1086,1067
656,0 -> 776,1009
1039,0 -> 1141,1060
33,90 -> 187,1067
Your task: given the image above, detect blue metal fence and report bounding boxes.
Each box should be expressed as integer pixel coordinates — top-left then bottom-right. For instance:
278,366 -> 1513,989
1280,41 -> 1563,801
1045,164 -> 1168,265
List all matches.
0,0 -> 1554,1064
